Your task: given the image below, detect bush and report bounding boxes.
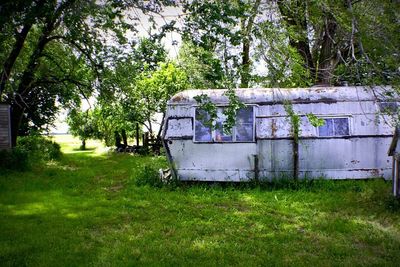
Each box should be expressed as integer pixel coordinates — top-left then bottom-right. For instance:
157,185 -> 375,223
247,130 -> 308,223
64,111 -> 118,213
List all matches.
135,164 -> 164,188
0,147 -> 29,171
17,135 -> 62,162
0,135 -> 62,172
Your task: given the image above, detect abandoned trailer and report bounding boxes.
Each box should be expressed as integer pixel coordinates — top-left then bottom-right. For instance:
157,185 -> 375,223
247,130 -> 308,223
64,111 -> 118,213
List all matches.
162,86 -> 397,182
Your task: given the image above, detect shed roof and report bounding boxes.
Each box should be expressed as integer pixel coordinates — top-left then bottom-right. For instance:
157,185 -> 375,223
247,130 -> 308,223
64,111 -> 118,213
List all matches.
169,86 -> 393,105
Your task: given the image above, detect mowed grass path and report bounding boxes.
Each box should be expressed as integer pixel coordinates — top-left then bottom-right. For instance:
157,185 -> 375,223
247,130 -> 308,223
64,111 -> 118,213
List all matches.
1,135 -> 400,266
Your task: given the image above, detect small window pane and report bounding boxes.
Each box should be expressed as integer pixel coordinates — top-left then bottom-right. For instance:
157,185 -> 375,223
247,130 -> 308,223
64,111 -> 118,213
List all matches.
195,109 -> 212,141
236,107 -> 253,141
379,102 -> 398,113
318,119 -> 334,136
215,108 -> 232,142
319,119 -> 334,136
215,122 -> 233,141
333,118 -> 349,136
236,124 -> 253,141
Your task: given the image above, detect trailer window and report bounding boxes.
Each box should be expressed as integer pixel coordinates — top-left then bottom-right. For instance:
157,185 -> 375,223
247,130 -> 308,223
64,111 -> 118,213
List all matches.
379,102 -> 398,114
194,106 -> 254,142
215,108 -> 233,141
195,109 -> 212,141
318,118 -> 349,136
236,107 -> 254,141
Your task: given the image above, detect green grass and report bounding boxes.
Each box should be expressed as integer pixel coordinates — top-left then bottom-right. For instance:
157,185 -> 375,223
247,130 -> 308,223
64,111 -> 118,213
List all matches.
1,135 -> 400,266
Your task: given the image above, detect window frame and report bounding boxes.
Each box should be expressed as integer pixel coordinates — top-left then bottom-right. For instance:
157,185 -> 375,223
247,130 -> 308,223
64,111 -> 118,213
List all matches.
193,105 -> 256,143
317,116 -> 352,137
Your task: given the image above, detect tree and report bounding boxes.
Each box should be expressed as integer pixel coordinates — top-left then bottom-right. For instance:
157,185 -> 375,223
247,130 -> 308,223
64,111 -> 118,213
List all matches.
1,1 -> 117,145
276,0 -> 400,86
182,0 -> 263,88
89,37 -> 169,146
67,109 -> 98,150
177,41 -> 225,89
0,0 -> 176,146
182,0 -> 399,88
332,0 -> 400,86
128,62 -> 189,140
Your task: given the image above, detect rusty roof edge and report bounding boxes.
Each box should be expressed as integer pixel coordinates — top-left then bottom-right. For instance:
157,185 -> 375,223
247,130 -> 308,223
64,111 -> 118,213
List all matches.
168,86 -> 395,105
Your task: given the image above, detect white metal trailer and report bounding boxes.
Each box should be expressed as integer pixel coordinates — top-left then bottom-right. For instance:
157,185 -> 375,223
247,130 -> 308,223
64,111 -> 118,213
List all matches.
163,86 -> 396,181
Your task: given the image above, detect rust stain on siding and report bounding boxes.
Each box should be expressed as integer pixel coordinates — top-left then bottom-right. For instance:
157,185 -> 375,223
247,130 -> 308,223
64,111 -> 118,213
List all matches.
271,119 -> 277,138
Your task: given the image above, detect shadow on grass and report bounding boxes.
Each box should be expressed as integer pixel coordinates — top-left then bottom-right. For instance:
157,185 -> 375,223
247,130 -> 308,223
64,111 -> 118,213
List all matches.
71,147 -> 97,152
1,149 -> 399,266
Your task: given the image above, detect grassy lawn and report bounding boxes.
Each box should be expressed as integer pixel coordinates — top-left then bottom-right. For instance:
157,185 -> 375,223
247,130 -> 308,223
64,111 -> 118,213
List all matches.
1,135 -> 400,266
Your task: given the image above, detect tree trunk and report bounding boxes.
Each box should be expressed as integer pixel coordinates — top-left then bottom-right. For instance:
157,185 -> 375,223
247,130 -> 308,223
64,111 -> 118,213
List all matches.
293,138 -> 299,180
277,0 -> 315,79
10,104 -> 24,147
115,131 -> 122,148
0,24 -> 33,99
315,15 -> 338,85
240,39 -> 251,88
147,117 -> 153,136
0,0 -> 46,99
7,5 -> 63,145
4,1 -> 75,145
81,139 -> 86,150
136,123 -> 140,146
239,0 -> 261,88
121,129 -> 128,147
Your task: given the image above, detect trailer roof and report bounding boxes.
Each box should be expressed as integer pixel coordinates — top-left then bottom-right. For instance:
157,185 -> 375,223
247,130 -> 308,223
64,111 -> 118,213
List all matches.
169,86 -> 393,105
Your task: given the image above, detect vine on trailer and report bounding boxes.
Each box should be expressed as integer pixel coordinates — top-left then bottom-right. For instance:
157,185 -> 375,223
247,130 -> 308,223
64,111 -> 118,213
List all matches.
194,88 -> 245,135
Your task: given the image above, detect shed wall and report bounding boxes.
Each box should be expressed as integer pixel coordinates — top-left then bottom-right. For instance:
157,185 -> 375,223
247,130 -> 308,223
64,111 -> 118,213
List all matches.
0,104 -> 11,150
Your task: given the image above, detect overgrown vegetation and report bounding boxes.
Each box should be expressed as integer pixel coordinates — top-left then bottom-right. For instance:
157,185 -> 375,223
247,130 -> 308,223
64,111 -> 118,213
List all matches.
0,135 -> 399,266
0,135 -> 61,172
194,87 -> 245,135
17,135 -> 62,162
0,147 -> 29,171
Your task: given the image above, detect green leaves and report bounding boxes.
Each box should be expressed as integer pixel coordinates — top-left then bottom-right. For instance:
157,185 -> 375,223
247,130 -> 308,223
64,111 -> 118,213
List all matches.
194,88 -> 245,135
283,101 -> 301,143
178,41 -> 225,89
193,94 -> 218,129
67,109 -> 99,143
306,113 -> 325,128
222,88 -> 245,134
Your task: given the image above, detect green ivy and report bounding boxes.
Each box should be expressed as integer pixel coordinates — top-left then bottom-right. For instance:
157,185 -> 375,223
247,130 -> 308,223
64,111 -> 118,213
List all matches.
306,113 -> 325,127
193,94 -> 218,129
194,88 -> 244,134
283,101 -> 301,143
222,88 -> 245,134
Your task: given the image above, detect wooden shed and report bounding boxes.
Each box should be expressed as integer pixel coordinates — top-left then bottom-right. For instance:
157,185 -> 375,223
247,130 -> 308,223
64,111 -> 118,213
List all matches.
0,104 -> 12,150
388,127 -> 400,198
163,86 -> 397,182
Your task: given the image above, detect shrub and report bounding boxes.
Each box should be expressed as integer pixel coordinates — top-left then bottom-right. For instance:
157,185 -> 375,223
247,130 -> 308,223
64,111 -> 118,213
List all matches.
135,164 -> 164,188
0,147 -> 29,171
0,135 -> 62,172
17,135 -> 62,162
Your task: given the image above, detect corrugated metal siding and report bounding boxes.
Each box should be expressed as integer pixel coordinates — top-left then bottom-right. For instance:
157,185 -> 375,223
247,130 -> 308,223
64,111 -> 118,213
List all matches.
0,104 -> 11,150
